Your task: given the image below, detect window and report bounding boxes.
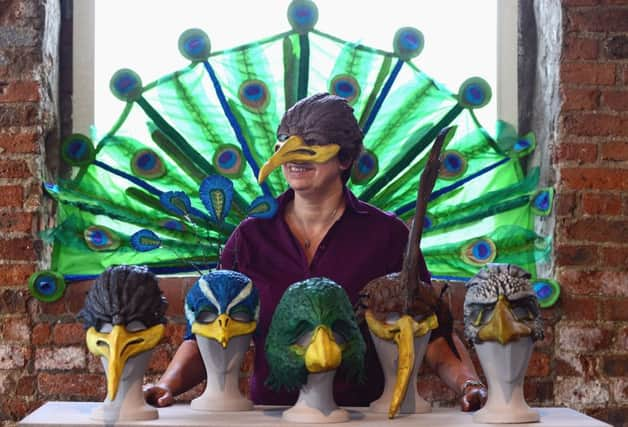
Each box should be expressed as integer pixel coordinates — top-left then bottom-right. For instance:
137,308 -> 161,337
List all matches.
73,0 -> 517,137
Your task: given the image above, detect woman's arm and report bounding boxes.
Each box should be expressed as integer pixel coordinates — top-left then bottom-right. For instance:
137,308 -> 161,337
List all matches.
144,340 -> 206,407
425,332 -> 487,411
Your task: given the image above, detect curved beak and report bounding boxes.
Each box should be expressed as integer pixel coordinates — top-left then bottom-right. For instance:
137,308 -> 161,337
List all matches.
478,295 -> 532,344
257,135 -> 340,183
85,324 -> 165,400
365,310 -> 438,418
191,314 -> 256,348
304,326 -> 342,373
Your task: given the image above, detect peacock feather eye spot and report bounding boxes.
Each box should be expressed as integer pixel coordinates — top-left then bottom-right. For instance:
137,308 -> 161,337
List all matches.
351,150 -> 378,185
515,139 -> 530,151
130,229 -> 161,252
393,27 -> 424,60
61,134 -> 95,167
458,77 -> 492,109
239,80 -> 270,112
28,270 -> 66,303
213,145 -> 244,178
110,68 -> 143,102
532,279 -> 560,308
248,195 -> 278,219
178,28 -> 211,62
439,150 -> 467,179
84,226 -> 121,252
131,149 -> 166,180
462,238 -> 497,266
330,75 -> 360,104
287,0 -> 318,33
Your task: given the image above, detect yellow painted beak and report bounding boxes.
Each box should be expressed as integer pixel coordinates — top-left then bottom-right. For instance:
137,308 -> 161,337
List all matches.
302,325 -> 342,373
257,135 -> 341,183
191,314 -> 256,348
85,324 -> 165,400
477,295 -> 532,345
365,310 -> 438,418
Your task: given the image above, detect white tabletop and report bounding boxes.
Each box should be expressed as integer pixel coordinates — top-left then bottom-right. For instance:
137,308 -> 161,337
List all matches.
19,402 -> 611,427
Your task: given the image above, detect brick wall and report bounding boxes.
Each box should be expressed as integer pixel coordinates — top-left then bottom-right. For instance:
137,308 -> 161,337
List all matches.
0,1 -> 626,426
554,1 -> 628,426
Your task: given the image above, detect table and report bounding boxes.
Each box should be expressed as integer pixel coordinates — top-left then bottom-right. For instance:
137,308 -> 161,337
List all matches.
19,402 -> 611,426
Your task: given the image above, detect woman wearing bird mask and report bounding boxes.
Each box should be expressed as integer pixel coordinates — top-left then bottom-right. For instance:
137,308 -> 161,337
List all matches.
144,93 -> 486,411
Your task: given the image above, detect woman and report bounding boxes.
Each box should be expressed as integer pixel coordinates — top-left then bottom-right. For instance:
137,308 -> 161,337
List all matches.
144,93 -> 486,410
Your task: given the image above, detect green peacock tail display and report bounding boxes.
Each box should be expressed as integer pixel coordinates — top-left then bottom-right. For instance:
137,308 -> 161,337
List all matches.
30,0 -> 558,309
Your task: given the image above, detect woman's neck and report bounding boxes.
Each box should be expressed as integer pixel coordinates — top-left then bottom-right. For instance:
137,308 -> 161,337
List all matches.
291,182 -> 346,226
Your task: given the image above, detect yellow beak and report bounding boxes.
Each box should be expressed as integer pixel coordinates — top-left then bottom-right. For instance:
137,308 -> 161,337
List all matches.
303,326 -> 342,373
85,324 -> 165,400
365,310 -> 438,418
257,135 -> 341,183
191,314 -> 256,348
477,295 -> 532,344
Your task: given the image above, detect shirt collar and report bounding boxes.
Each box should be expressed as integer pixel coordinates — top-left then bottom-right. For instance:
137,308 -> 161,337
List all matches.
276,187 -> 369,216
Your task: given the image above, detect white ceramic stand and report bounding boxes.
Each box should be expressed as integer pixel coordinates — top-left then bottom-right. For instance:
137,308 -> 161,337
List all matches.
191,334 -> 253,411
369,331 -> 431,414
473,337 -> 539,423
91,350 -> 157,422
282,370 -> 350,423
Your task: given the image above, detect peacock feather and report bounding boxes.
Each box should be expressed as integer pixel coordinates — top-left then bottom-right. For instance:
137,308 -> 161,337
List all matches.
30,0 -> 558,308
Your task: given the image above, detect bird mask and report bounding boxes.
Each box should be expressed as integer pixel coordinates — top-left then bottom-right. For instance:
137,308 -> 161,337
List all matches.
265,277 -> 365,392
464,263 -> 544,346
258,93 -> 363,184
78,265 -> 167,401
185,270 -> 259,348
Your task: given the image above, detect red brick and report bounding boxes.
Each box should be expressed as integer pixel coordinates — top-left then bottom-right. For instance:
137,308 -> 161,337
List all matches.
0,288 -> 28,313
560,294 -> 599,320
600,141 -> 628,161
602,90 -> 628,111
63,280 -> 90,313
563,114 -> 628,137
0,80 -> 40,103
0,129 -> 40,154
555,353 -> 598,378
417,374 -> 457,402
567,8 -> 628,32
555,244 -> 599,266
561,63 -> 616,85
147,345 -> 170,373
618,327 -> 628,351
164,323 -> 186,346
606,35 -> 628,60
602,355 -> 628,376
0,263 -> 36,286
582,192 -> 622,215
563,37 -> 599,61
556,377 -> 610,407
600,246 -> 628,267
34,346 -> 85,370
558,325 -> 614,352
0,211 -> 33,234
565,218 -> 627,243
16,375 -> 36,396
0,185 -> 23,208
561,168 -> 628,190
52,322 -> 84,345
0,396 -> 41,421
526,351 -> 551,377
37,373 -> 105,400
31,323 -> 50,345
0,316 -> 30,342
0,344 -> 27,369
0,238 -> 37,261
0,103 -> 39,127
0,159 -> 31,179
611,378 -> 628,405
555,191 -> 577,216
523,380 -> 553,404
554,143 -> 597,163
600,298 -> 628,321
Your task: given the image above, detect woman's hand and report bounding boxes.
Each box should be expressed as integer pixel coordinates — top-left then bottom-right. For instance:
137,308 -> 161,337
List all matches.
143,383 -> 175,407
459,381 -> 487,411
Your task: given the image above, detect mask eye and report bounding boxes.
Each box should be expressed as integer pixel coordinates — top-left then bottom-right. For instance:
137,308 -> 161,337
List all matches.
277,134 -> 289,142
511,304 -> 531,321
230,307 -> 252,323
126,320 -> 147,332
99,322 -> 113,333
384,312 -> 400,325
196,310 -> 218,324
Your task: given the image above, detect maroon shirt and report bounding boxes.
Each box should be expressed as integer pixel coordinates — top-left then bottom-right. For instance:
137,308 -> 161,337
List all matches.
219,187 -> 430,406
